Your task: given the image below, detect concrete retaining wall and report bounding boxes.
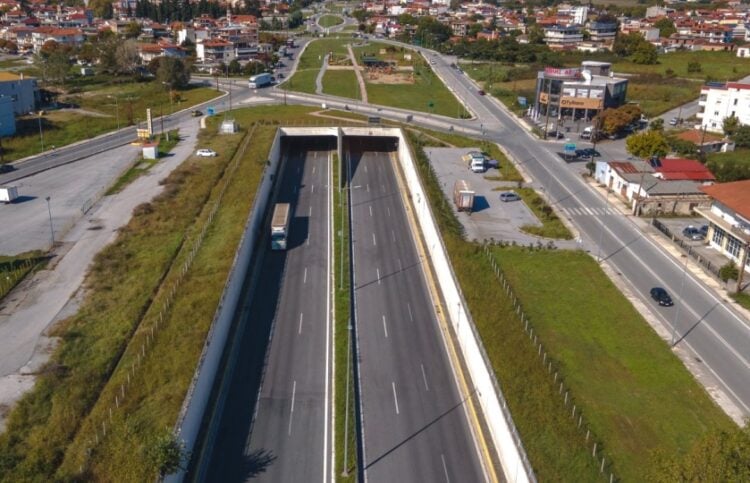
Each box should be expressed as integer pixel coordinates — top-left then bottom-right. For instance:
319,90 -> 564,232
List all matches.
389,128 -> 535,483
167,128 -> 284,482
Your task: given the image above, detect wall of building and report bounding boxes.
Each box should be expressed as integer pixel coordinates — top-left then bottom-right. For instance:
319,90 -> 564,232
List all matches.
0,96 -> 16,136
700,85 -> 750,132
0,76 -> 37,115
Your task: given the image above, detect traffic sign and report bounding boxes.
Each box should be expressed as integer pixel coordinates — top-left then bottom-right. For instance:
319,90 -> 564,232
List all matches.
207,107 -> 215,116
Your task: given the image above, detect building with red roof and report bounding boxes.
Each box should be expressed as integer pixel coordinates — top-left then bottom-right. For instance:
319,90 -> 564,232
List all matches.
652,157 -> 716,183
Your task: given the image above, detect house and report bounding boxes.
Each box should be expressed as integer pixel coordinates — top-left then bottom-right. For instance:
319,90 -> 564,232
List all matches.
738,46 -> 750,58
652,157 -> 716,184
0,71 -> 38,115
31,27 -> 84,53
672,129 -> 735,153
594,159 -> 711,216
697,180 -> 750,274
196,39 -> 235,64
543,25 -> 583,50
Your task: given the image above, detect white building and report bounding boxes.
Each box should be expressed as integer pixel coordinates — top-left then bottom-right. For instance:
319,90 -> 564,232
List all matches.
697,180 -> 750,275
698,82 -> 750,133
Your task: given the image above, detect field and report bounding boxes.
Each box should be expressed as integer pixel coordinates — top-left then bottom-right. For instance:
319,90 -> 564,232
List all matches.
322,69 -> 360,99
405,131 -> 734,481
514,187 -> 573,239
0,252 -> 47,300
1,83 -> 219,164
0,105 -> 325,482
105,130 -> 180,195
318,14 -> 344,28
286,38 -> 466,118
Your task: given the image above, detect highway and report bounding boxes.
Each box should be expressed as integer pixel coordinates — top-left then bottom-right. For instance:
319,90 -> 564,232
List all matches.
200,138 -> 333,482
263,44 -> 749,420
346,137 -> 486,482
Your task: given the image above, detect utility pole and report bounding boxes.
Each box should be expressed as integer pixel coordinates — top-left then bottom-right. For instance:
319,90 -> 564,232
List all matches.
38,112 -> 44,151
45,196 -> 54,248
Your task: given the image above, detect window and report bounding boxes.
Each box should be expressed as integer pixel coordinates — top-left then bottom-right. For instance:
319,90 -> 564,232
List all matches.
712,227 -> 725,246
727,235 -> 741,258
734,98 -> 738,105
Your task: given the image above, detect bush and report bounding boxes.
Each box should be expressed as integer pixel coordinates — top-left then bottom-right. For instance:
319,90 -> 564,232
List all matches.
718,262 -> 739,282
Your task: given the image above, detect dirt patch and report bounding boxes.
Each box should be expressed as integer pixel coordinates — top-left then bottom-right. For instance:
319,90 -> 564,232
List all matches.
366,71 -> 414,85
326,65 -> 355,71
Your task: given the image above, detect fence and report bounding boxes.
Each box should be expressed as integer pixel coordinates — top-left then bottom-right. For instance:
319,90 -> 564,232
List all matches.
482,245 -> 618,483
68,124 -> 258,479
651,218 -> 724,282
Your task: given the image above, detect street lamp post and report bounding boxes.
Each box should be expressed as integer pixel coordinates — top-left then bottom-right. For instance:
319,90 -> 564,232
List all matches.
670,253 -> 690,347
38,112 -> 44,151
45,196 -> 54,248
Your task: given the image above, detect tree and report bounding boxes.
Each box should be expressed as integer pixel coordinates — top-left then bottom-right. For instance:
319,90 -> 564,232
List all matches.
653,18 -> 676,38
596,105 -> 642,135
242,61 -> 265,76
145,431 -> 185,478
731,125 -> 750,148
527,25 -> 545,44
667,136 -> 698,157
227,58 -> 241,74
631,43 -> 658,65
34,40 -> 71,84
648,427 -> 750,482
115,39 -> 140,75
722,115 -> 740,137
649,118 -> 664,131
77,42 -> 97,64
124,21 -> 142,39
626,130 -> 670,158
156,56 -> 191,89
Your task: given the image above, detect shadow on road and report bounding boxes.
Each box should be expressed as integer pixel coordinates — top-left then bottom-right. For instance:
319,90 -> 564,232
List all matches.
241,448 -> 277,479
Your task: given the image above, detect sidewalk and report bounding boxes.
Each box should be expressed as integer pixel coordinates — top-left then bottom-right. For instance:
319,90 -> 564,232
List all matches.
0,118 -> 202,430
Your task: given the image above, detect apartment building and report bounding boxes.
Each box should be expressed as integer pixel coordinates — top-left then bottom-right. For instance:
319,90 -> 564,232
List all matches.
697,180 -> 750,274
698,82 -> 750,133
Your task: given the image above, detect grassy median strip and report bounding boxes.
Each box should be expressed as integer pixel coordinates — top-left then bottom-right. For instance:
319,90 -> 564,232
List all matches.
512,187 -> 573,240
333,153 -> 356,481
319,15 -> 344,28
405,130 -> 734,481
106,130 -> 180,195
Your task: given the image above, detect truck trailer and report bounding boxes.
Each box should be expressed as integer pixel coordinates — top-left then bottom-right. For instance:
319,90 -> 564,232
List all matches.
248,73 -> 273,89
271,203 -> 291,250
453,180 -> 475,213
0,186 -> 18,204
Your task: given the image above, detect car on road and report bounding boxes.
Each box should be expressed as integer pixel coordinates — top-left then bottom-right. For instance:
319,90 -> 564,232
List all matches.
650,287 -> 674,306
0,164 -> 15,174
277,72 -> 285,79
430,60 -> 436,65
682,225 -> 705,241
669,117 -> 679,126
478,89 -> 486,96
499,191 -> 521,202
196,148 -> 217,157
544,129 -> 565,139
191,110 -> 203,117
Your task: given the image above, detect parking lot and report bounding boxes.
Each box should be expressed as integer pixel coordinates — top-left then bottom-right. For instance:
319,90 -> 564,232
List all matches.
425,147 -> 543,244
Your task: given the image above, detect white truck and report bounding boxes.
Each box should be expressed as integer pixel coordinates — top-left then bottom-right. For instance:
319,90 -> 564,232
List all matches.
462,151 -> 486,173
453,180 -> 475,213
248,73 -> 273,89
0,186 -> 18,204
271,203 -> 291,250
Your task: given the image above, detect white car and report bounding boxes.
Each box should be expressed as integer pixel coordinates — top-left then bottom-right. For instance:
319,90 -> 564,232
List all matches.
196,149 -> 217,157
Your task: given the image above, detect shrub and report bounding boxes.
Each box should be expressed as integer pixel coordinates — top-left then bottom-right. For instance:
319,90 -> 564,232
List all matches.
718,262 -> 739,282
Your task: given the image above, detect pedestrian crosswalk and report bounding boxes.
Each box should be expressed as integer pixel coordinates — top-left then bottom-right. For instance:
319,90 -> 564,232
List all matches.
559,206 -> 620,217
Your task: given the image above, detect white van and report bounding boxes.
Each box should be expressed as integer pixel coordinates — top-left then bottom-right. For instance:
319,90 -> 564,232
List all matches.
580,126 -> 593,139
470,157 -> 485,173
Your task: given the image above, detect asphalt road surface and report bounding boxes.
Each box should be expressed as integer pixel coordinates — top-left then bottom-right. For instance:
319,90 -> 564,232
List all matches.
201,138 -> 333,482
347,137 -> 486,482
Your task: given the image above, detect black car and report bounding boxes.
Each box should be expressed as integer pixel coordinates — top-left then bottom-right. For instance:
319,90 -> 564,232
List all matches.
682,226 -> 705,241
0,164 -> 15,173
650,287 -> 674,307
191,110 -> 203,117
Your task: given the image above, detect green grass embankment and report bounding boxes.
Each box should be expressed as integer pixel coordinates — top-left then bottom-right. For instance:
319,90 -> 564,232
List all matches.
405,130 -> 734,481
323,70 -> 360,100
106,130 -> 180,195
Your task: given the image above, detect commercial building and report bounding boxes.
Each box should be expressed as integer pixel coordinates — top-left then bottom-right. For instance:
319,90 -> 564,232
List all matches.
697,180 -> 750,274
698,82 -> 750,133
532,61 -> 628,123
0,72 -> 38,115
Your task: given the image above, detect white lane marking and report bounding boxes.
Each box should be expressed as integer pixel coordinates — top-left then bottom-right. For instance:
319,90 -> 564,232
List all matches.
392,382 -> 400,415
312,184 -> 315,194
312,165 -> 316,174
298,313 -> 304,334
441,454 -> 450,483
382,315 -> 388,338
324,150 -> 332,482
314,152 -> 318,158
303,267 -> 307,284
391,230 -> 396,242
387,207 -> 391,217
365,165 -> 368,173
366,183 -> 370,192
407,303 -> 413,322
372,233 -> 377,246
369,205 -> 373,217
397,258 -> 403,271
309,206 -> 312,217
421,363 -> 430,391
288,380 -> 297,435
376,268 -> 381,285
382,184 -> 385,193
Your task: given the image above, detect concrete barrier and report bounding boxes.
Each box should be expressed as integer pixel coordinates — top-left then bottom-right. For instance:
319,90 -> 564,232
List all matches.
167,128 -> 284,482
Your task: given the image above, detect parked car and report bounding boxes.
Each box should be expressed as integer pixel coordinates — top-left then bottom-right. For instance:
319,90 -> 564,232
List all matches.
699,224 -> 709,237
669,117 -> 679,126
196,148 -> 217,157
650,287 -> 674,306
682,225 -> 705,241
499,191 -> 521,202
191,110 -> 203,117
278,72 -> 285,79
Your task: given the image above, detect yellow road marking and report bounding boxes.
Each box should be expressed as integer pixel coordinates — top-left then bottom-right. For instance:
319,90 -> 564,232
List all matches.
389,151 -> 499,483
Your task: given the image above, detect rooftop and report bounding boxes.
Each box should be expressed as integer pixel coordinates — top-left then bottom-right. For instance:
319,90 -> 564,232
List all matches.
701,179 -> 750,221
